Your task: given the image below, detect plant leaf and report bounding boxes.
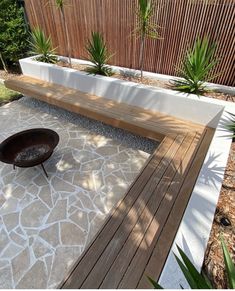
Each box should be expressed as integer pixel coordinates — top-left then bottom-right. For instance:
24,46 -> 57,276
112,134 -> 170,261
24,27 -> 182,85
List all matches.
221,236 -> 235,289
147,276 -> 164,289
175,245 -> 212,289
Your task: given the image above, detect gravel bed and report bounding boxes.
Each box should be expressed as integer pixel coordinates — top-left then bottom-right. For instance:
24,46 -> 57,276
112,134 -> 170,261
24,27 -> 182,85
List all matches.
18,97 -> 159,154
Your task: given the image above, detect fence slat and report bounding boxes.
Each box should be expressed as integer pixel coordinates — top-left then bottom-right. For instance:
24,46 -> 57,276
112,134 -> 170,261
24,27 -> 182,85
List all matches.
24,0 -> 235,86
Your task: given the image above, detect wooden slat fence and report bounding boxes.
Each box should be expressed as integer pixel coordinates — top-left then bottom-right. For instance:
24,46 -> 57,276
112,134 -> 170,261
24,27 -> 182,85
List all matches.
24,0 -> 235,86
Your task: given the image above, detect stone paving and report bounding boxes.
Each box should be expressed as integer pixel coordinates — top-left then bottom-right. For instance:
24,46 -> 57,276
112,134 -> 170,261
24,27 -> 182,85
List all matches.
0,97 -> 158,288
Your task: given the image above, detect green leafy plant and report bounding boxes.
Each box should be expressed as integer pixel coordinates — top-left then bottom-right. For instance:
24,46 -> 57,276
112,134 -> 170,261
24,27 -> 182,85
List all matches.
85,32 -> 114,76
135,0 -> 161,80
221,236 -> 235,289
29,28 -> 57,64
148,237 -> 235,289
172,37 -> 218,95
226,112 -> 235,138
0,0 -> 29,72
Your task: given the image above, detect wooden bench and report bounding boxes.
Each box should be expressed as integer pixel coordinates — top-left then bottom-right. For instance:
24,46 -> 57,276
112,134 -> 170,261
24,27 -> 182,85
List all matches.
5,76 -> 214,288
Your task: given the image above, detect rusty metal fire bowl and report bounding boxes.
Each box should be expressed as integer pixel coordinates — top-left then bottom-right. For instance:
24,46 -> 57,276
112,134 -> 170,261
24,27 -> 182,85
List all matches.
0,128 -> 59,177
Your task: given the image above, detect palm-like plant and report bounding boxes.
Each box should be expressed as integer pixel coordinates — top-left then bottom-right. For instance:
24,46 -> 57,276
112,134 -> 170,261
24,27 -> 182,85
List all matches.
148,237 -> 235,289
172,37 -> 218,95
29,28 -> 57,64
85,32 -> 113,76
135,0 -> 161,80
54,0 -> 72,67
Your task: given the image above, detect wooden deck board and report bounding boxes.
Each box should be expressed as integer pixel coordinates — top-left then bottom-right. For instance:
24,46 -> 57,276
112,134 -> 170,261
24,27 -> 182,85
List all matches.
137,127 -> 215,288
4,76 -> 215,289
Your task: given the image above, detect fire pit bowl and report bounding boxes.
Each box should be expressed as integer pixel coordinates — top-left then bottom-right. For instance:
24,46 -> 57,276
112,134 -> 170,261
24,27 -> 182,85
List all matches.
0,128 -> 59,177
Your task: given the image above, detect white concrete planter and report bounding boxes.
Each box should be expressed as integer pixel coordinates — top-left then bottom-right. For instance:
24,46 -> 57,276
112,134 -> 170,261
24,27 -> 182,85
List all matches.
19,55 -> 235,288
20,56 -> 225,128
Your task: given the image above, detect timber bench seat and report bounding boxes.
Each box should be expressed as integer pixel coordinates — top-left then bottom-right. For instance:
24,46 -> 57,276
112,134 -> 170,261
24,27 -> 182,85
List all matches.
5,76 -> 215,288
4,76 -> 204,141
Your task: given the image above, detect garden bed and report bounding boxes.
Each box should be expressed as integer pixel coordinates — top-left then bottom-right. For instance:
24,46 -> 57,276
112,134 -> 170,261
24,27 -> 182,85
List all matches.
58,61 -> 235,102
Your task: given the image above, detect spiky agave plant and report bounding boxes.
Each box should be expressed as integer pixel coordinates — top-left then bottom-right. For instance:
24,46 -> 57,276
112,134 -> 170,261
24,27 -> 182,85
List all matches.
226,112 -> 235,138
85,32 -> 113,76
172,37 -> 218,96
148,237 -> 235,289
29,27 -> 57,63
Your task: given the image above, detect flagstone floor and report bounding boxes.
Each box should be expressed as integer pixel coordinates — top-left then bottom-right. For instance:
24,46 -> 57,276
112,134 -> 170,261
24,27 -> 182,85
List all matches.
0,97 -> 158,288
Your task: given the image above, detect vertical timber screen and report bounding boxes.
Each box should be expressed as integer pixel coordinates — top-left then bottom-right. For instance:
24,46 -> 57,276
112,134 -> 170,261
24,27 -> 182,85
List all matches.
24,0 -> 235,86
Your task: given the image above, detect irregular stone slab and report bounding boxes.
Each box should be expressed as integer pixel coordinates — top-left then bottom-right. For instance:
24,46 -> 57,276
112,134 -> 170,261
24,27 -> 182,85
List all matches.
0,265 -> 13,288
0,195 -> 6,208
12,185 -> 25,199
0,197 -> 18,216
96,145 -> 118,156
39,223 -> 60,248
9,231 -> 27,247
81,159 -> 104,172
0,260 -> 8,268
56,153 -> 78,172
46,199 -> 67,224
69,209 -> 89,230
73,150 -> 100,164
48,246 -> 81,287
19,194 -> 33,209
60,222 -> 86,245
73,172 -> 93,190
45,254 -> 53,278
33,174 -> 48,187
11,247 -> 30,284
78,193 -> 95,211
0,242 -> 23,259
67,138 -> 84,150
27,184 -> 39,196
16,260 -> 47,288
21,200 -> 50,227
111,151 -> 130,163
0,228 -> 10,252
51,176 -> 75,192
2,212 -> 19,232
32,239 -> 53,258
38,185 -> 53,208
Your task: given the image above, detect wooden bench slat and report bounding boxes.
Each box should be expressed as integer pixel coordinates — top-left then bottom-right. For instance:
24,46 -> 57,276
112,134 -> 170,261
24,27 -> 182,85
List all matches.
137,127 -> 215,288
4,76 -> 204,141
118,131 -> 203,288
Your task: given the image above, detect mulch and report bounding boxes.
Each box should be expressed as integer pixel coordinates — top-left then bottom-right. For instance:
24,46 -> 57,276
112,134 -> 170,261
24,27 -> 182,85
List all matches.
1,68 -> 234,287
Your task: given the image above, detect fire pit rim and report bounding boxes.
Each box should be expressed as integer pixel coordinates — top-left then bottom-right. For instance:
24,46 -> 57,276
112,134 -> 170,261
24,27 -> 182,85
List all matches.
0,128 -> 59,168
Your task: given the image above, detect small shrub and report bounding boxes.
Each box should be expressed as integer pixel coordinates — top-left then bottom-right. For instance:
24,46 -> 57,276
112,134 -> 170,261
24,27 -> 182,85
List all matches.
172,37 -> 218,96
85,32 -> 113,77
29,28 -> 58,64
0,0 -> 29,71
